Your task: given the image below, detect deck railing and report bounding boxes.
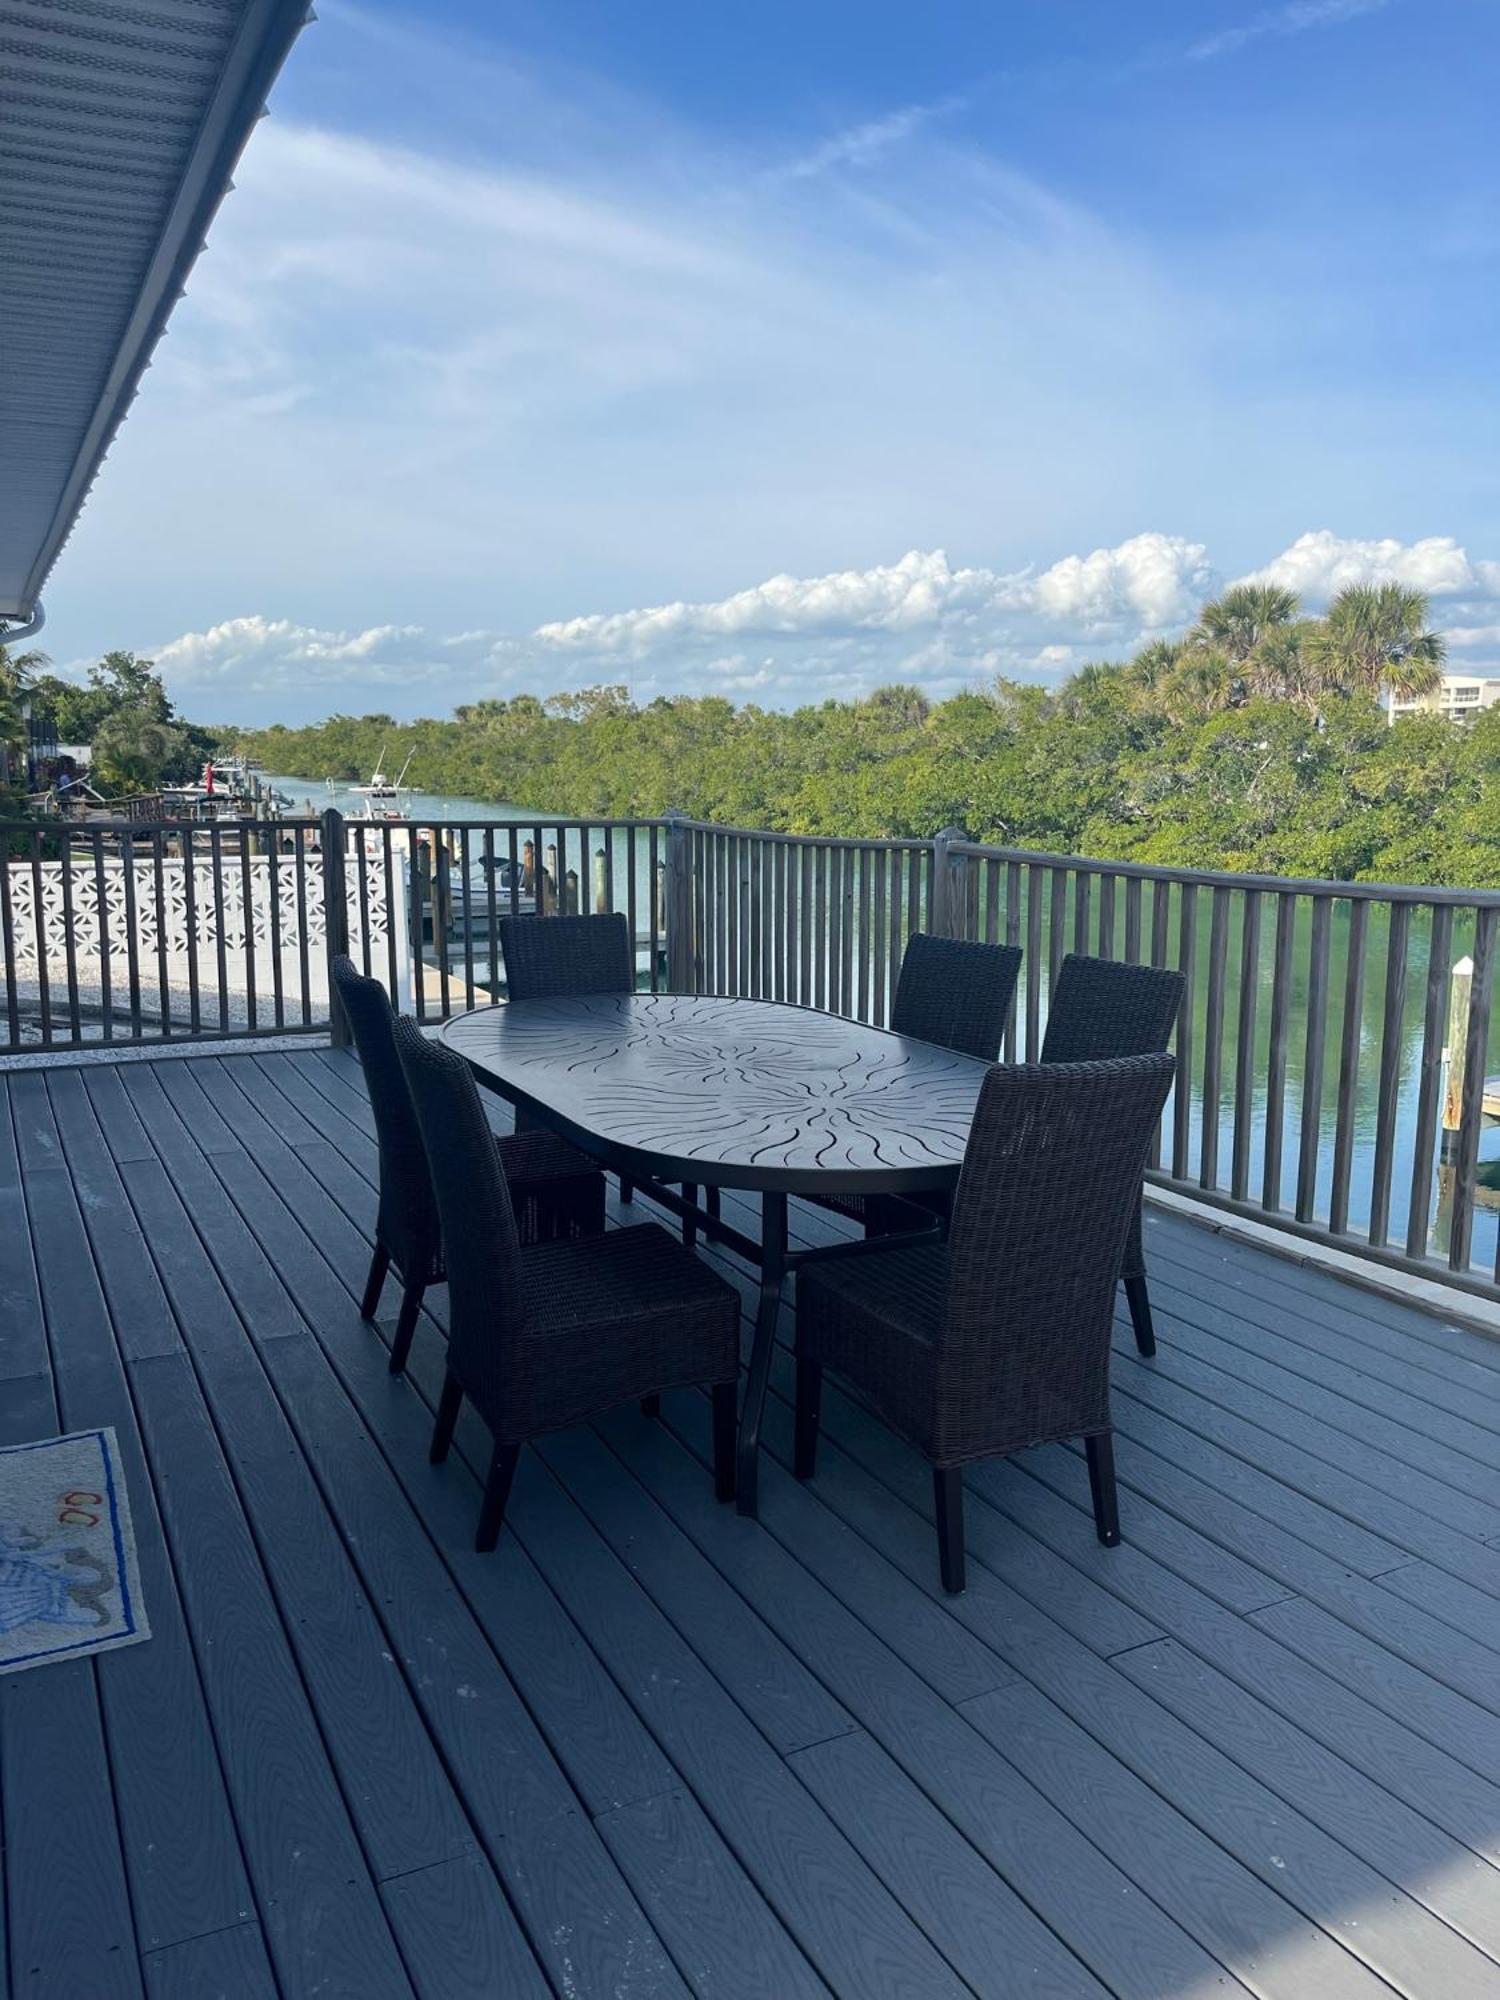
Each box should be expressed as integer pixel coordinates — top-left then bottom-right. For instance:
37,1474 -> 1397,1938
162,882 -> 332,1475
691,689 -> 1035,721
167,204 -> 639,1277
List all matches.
6,807 -> 1500,1303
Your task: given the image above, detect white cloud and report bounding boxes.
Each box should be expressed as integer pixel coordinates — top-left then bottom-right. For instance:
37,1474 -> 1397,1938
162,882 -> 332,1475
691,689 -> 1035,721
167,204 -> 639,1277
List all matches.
1236,530 -> 1500,602
140,526 -> 1500,723
1187,0 -> 1389,63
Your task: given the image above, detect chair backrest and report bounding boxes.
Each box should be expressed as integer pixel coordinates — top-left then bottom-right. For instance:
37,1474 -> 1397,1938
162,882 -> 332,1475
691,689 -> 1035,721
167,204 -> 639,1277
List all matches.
499,912 -> 633,1002
394,1016 -> 523,1391
1040,953 -> 1185,1065
937,1053 -> 1176,1462
890,933 -> 1022,1060
332,954 -> 438,1272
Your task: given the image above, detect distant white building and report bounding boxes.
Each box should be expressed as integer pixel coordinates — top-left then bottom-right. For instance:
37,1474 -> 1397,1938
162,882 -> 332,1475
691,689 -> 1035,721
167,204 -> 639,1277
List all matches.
1387,674 -> 1500,725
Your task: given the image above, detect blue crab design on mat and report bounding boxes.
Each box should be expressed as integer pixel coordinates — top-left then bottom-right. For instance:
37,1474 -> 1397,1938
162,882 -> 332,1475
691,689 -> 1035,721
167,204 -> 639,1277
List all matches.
0,1524 -> 112,1635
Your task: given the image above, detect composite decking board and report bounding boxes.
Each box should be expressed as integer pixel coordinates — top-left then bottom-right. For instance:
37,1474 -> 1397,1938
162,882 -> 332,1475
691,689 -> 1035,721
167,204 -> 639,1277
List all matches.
378,1859 -> 553,2000
163,1120 -> 686,1836
536,1428 -> 858,1756
7,1107 -> 259,1972
123,1355 -> 417,1999
1116,1320 -> 1500,1539
1108,1343 -> 1500,1593
783,1730 -> 1111,2000
1137,1239 -> 1500,1455
0,1370 -> 144,2000
140,1923 -> 278,2000
1113,1639 -> 1500,1964
629,1394 -> 1273,2000
594,1789 -> 837,2000
1140,1268 -> 1500,1489
17,1052 -> 1500,2000
753,1393 -> 1495,1999
107,1159 -> 484,1886
1249,1592 -> 1500,1789
1141,1212 -> 1500,1379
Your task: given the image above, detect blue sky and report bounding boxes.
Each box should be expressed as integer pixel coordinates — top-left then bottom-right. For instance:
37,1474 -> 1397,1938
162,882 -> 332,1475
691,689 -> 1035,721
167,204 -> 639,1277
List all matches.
42,0 -> 1500,723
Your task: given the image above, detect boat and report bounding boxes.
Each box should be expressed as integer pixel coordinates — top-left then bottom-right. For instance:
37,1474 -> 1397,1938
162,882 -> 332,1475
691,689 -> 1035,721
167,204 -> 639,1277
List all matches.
346,746 -> 416,819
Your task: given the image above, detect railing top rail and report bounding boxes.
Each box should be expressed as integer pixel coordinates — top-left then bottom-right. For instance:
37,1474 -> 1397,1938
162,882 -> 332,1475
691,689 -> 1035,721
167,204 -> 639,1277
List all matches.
946,837 -> 1500,909
667,817 -> 935,853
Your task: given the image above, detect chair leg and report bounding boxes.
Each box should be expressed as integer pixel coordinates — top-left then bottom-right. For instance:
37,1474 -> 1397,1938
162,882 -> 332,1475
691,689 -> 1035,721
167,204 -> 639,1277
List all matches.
389,1277 -> 425,1375
1124,1272 -> 1156,1357
639,1394 -> 661,1418
794,1360 -> 822,1481
359,1240 -> 390,1322
712,1380 -> 737,1503
705,1186 -> 721,1240
429,1369 -> 463,1464
1086,1431 -> 1121,1547
475,1442 -> 521,1552
934,1466 -> 965,1594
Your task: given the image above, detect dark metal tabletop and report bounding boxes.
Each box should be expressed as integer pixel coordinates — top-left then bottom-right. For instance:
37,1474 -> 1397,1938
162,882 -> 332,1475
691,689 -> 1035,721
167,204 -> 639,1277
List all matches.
439,991 -> 990,1195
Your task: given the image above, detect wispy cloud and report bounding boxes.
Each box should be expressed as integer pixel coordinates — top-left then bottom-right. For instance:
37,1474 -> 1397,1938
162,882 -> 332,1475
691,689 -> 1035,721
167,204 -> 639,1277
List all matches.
774,94 -> 967,182
1187,0 -> 1390,63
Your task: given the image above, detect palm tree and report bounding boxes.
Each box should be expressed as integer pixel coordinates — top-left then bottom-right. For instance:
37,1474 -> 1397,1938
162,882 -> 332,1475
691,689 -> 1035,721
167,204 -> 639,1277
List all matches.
1304,583 -> 1446,702
1191,583 -> 1299,664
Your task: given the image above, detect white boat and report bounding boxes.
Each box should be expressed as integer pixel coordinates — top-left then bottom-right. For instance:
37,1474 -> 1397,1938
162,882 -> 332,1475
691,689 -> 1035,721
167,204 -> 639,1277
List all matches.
346,747 -> 415,818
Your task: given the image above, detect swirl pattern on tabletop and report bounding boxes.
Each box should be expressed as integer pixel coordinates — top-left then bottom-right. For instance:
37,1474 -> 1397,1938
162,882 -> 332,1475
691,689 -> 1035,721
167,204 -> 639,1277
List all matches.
441,992 -> 990,1192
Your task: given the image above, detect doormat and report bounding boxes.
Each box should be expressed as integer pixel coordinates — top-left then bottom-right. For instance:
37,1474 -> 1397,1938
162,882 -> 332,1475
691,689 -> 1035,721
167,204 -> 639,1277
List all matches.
0,1427 -> 150,1674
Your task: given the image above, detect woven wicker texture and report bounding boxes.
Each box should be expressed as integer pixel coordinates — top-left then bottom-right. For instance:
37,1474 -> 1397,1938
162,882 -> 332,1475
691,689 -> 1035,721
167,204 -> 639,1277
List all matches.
499,912 -> 634,1000
812,933 -> 1022,1231
333,955 -> 604,1276
797,1054 -> 1175,1467
1039,953 -> 1185,1281
890,933 -> 1023,1060
396,1018 -> 739,1443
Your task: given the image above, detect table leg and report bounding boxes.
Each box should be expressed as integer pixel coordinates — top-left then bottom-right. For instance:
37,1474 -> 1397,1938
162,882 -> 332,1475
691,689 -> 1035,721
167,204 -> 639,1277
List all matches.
737,1190 -> 788,1519
682,1184 -> 698,1250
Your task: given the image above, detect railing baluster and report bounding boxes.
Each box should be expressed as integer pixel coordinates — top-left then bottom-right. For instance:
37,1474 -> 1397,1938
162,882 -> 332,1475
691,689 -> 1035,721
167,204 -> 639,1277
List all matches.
1368,904 -> 1409,1249
1230,890 -> 1260,1202
1450,906 -> 1497,1272
435,825 -> 452,1019
1294,895 -> 1333,1222
1408,912 -> 1448,1256
856,847 -> 872,1020
151,828 -> 171,1036
238,823 -> 258,1033
871,850 -> 889,1025
1098,872 -> 1116,958
1124,876 -> 1142,965
1261,894 -> 1296,1211
209,824 -> 230,1033
1199,885 -> 1230,1189
1024,865 -> 1043,1060
293,826 -> 312,1025
1073,870 -> 1091,956
1172,884 -> 1197,1180
1328,900 -> 1369,1236
58,830 -> 82,1042
1048,867 -> 1068,994
265,828 -> 286,1029
460,827 -> 476,1010
648,823 -> 661,992
0,829 -> 20,1048
181,825 -> 202,1036
840,845 -> 857,1016
92,829 -> 113,1043
27,829 -> 52,1046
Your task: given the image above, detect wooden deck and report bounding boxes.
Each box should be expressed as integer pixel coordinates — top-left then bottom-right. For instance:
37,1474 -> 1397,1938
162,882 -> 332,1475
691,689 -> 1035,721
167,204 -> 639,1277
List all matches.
4,1047 -> 1500,1999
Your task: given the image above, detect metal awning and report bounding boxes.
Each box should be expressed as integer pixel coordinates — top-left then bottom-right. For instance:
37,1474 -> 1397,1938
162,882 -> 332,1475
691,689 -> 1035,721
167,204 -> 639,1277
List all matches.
0,0 -> 311,630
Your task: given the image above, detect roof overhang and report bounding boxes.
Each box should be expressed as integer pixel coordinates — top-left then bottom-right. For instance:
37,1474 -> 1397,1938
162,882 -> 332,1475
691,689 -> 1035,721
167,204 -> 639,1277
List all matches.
0,0 -> 312,627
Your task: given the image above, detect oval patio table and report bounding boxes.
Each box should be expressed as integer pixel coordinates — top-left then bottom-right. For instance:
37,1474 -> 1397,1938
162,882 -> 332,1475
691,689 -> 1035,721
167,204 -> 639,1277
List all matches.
440,991 -> 992,1514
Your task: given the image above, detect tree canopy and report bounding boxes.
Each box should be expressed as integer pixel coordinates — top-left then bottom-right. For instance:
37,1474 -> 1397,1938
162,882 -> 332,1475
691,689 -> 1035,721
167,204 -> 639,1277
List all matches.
208,581 -> 1493,887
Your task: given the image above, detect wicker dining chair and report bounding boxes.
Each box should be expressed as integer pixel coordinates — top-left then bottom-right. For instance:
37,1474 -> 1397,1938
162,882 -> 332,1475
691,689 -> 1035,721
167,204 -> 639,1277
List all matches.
1040,954 -> 1185,1357
811,933 -> 1023,1236
332,956 -> 605,1376
498,911 -> 634,1001
394,1017 -> 741,1549
794,1053 -> 1176,1593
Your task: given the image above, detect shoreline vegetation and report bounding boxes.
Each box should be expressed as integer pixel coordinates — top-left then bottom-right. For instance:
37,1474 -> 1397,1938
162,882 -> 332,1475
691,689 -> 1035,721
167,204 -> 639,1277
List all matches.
222,583 -> 1500,889
11,583 -> 1500,888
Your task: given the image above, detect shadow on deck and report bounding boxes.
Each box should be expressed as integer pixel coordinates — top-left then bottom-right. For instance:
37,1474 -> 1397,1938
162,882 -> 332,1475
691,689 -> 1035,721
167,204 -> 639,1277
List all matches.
4,1047 -> 1500,1999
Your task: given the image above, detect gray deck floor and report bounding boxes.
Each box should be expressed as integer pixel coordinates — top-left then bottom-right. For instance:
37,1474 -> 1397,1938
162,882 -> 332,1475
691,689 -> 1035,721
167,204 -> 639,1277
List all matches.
4,1048 -> 1500,1999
